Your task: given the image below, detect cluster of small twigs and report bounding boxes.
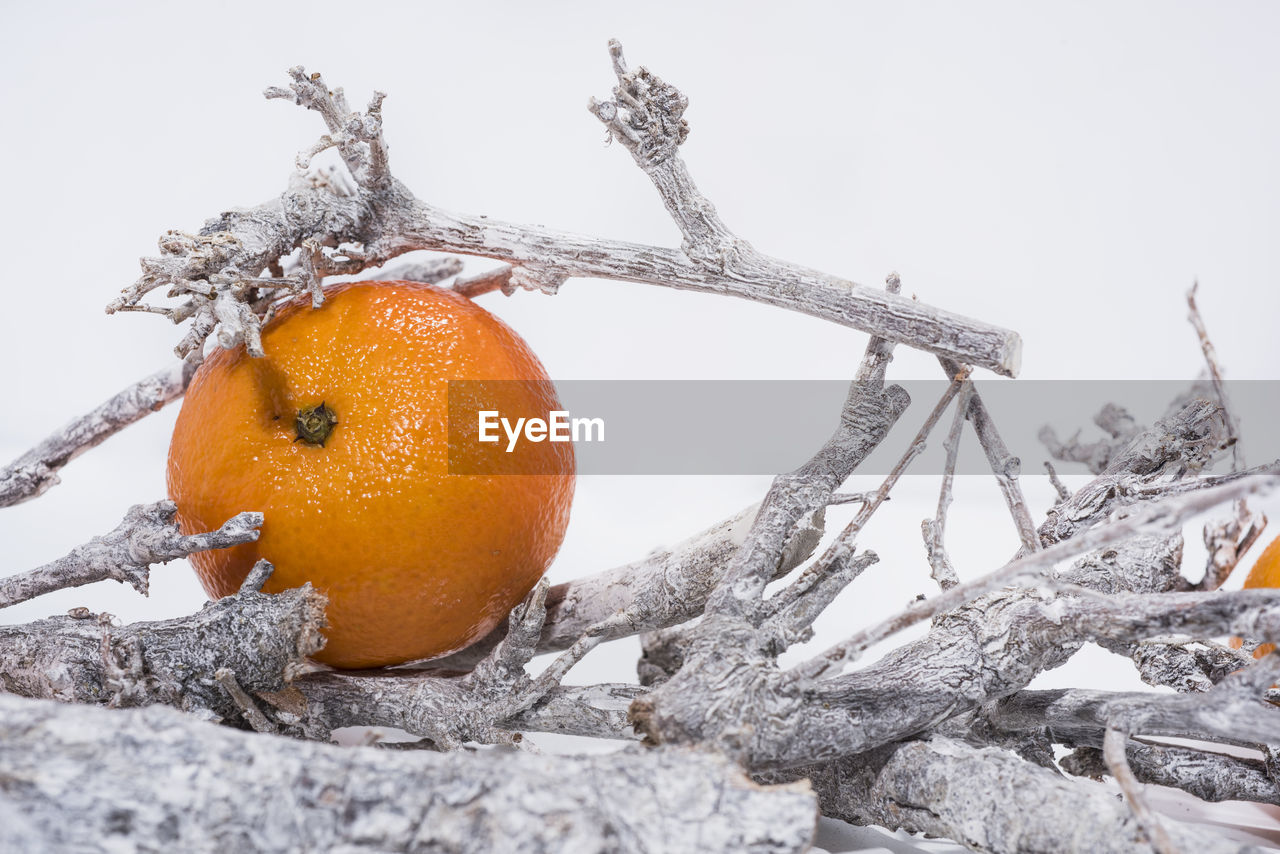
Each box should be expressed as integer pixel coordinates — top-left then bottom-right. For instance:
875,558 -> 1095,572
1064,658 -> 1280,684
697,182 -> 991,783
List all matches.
1,41 -> 1277,853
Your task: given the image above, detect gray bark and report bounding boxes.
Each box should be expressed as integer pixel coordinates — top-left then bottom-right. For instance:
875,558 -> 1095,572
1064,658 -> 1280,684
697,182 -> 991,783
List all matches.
0,692 -> 817,854
769,736 -> 1243,854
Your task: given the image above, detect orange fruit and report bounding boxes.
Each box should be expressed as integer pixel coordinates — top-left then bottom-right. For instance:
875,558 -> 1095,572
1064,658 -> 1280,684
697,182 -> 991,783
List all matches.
1230,533 -> 1280,659
167,280 -> 574,669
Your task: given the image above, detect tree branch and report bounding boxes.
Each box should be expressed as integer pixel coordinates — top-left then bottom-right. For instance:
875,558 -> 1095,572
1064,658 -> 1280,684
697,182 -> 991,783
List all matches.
707,331 -> 911,616
0,692 -> 818,854
794,476 -> 1276,683
107,53 -> 1021,377
0,500 -> 261,609
922,381 -> 971,590
766,736 -> 1237,854
1039,398 -> 1230,546
939,357 -> 1040,553
0,563 -> 324,719
0,364 -> 192,508
1062,740 -> 1280,807
428,500 -> 824,670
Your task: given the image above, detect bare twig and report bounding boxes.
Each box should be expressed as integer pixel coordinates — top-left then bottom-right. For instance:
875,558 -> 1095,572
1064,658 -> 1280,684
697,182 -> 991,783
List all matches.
938,358 -> 1040,552
923,381 -> 972,590
1185,282 -> 1267,593
706,339 -> 911,616
794,475 -> 1279,681
807,370 -> 970,588
1194,496 -> 1267,591
759,551 -> 880,651
631,281 -> 920,753
0,364 -> 192,507
265,67 -> 392,190
369,255 -> 464,286
1039,398 -> 1231,546
1187,282 -> 1243,471
277,582 -> 645,746
451,264 -> 513,298
214,668 -> 278,734
1045,460 -> 1072,502
1104,726 -> 1181,854
0,501 -> 262,609
991,674 -> 1280,754
1040,403 -> 1144,475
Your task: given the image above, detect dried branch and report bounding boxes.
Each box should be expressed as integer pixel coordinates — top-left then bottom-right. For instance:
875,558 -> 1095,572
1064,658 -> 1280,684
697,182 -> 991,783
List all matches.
0,500 -> 261,609
758,551 -> 881,652
451,263 -> 512,298
1038,398 -> 1231,545
1123,637 -> 1255,693
631,295 -> 918,751
1104,725 -> 1180,854
265,67 -> 392,191
318,580 -> 632,748
631,481 -> 1270,773
794,476 -> 1275,684
106,49 -> 1021,376
1183,282 -> 1268,596
940,357 -> 1040,552
1194,496 -> 1267,592
1062,740 -> 1280,806
922,381 -> 971,590
990,676 -> 1280,754
805,369 -> 969,589
371,255 -> 464,285
281,672 -> 641,746
0,364 -> 192,508
1187,281 -> 1244,471
429,500 -> 824,670
213,667 -> 277,734
10,47 -> 1274,853
1040,402 -> 1144,475
1,566 -> 638,745
0,693 -> 817,854
706,344 -> 910,616
743,566 -> 1280,772
633,309 -> 1275,776
1045,460 -> 1072,502
0,563 -> 324,719
767,736 -> 1238,854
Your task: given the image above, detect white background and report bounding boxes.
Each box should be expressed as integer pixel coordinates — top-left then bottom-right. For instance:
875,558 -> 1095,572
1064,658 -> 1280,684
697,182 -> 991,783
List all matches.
1,2 -> 1278,849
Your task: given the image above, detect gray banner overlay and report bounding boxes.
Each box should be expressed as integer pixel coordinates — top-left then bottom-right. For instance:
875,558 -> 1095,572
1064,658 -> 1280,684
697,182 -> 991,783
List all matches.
447,381 -> 1278,475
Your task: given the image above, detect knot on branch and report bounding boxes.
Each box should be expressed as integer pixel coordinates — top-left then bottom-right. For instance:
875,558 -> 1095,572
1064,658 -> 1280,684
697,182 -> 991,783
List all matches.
589,40 -> 690,166
98,612 -> 151,708
507,265 -> 567,296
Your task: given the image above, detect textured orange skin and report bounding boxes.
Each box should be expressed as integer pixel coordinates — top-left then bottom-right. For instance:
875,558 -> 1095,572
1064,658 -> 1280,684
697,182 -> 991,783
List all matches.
1232,534 -> 1280,659
166,280 -> 574,669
